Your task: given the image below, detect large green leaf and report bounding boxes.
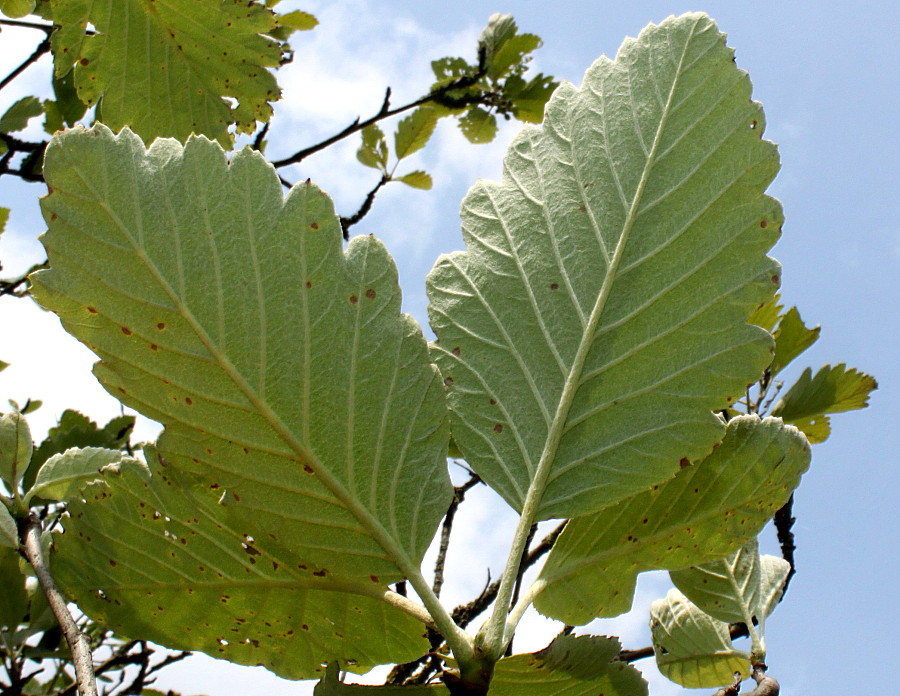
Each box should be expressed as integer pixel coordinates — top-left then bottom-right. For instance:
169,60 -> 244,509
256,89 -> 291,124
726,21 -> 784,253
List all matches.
49,0 -> 283,144
650,589 -> 749,689
54,451 -> 431,679
427,13 -> 781,519
533,416 -> 810,625
32,125 -> 451,586
488,635 -> 647,696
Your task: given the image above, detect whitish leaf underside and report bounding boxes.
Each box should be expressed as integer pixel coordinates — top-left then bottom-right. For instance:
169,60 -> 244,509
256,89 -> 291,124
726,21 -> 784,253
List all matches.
32,126 -> 451,585
427,13 -> 781,518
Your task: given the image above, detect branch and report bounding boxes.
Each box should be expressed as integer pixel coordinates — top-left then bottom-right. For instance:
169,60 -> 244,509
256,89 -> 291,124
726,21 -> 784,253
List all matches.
773,494 -> 797,592
0,134 -> 47,182
1,261 -> 47,298
19,513 -> 98,696
433,474 -> 483,598
339,174 -> 388,240
0,36 -> 50,93
0,18 -> 54,33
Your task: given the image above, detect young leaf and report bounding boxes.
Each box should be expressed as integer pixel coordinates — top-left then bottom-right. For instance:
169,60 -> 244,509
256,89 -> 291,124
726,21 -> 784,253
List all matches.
53,452 -> 432,679
397,171 -> 433,190
25,446 -> 148,504
773,363 -> 876,420
0,546 -> 29,628
0,411 -> 33,493
457,106 -> 497,144
0,96 -> 44,133
669,539 -> 763,626
488,635 -> 647,696
49,0 -> 284,145
31,123 -> 451,591
394,107 -> 438,160
770,307 -> 820,376
428,13 -> 781,520
532,416 -> 810,625
477,14 -> 518,72
650,589 -> 750,689
357,124 -> 388,171
747,293 -> 784,333
503,73 -> 558,124
490,33 -> 541,79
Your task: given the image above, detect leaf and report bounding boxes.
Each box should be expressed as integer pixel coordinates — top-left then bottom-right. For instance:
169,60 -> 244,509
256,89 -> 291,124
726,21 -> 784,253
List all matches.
357,124 -> 388,171
0,504 -> 17,548
53,450 -> 431,679
24,409 -> 134,494
490,33 -> 541,78
0,546 -> 29,628
0,0 -> 35,19
747,293 -> 783,333
650,589 -> 750,689
314,663 -> 445,694
0,96 -> 44,133
431,56 -> 471,85
533,416 -> 810,625
428,13 -> 781,519
503,73 -> 558,124
49,0 -> 284,145
457,106 -> 497,144
43,69 -> 88,134
770,307 -> 820,376
26,446 -> 148,504
32,124 -> 451,585
489,635 -> 647,696
394,107 -> 438,160
757,554 -> 790,620
669,539 -> 763,625
0,207 -> 8,233
397,171 -> 433,190
275,9 -> 317,32
773,363 -> 875,420
478,14 -> 518,70
0,411 -> 33,493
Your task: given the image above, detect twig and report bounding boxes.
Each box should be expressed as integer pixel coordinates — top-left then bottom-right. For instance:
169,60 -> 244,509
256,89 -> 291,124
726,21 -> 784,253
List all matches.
251,122 -> 269,151
0,18 -> 54,33
0,134 -> 47,182
433,474 -> 483,598
1,262 -> 47,298
0,37 -> 50,93
339,174 -> 388,239
711,671 -> 743,696
773,494 -> 797,592
19,513 -> 98,696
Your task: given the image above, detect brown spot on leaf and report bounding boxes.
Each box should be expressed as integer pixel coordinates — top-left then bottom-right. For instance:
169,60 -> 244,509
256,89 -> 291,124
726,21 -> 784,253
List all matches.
349,295 -> 358,305
365,288 -> 376,299
157,322 -> 166,330
121,327 -> 132,335
87,306 -> 98,314
185,397 -> 193,405
550,282 -> 559,290
493,423 -> 503,433
310,222 -> 319,230
303,464 -> 314,474
452,346 -> 461,356
150,344 -> 158,351
50,212 -> 58,221
313,569 -> 327,577
370,575 -> 379,583
759,219 -> 768,228
772,274 -> 780,284
80,58 -> 89,66
679,457 -> 691,469
305,280 -> 312,288
489,398 -> 496,405
578,203 -> 587,212
109,560 -> 117,567
444,376 -> 454,386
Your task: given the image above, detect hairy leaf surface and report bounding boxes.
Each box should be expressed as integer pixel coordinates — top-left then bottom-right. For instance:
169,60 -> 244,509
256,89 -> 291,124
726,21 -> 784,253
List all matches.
650,589 -> 749,688
488,635 -> 647,696
533,416 -> 809,624
54,452 -> 430,679
32,125 -> 451,586
49,0 -> 283,144
428,13 -> 781,518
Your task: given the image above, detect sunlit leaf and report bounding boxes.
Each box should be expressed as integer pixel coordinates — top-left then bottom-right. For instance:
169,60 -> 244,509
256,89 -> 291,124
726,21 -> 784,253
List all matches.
357,124 -> 388,171
533,416 -> 809,624
770,307 -> 820,376
490,33 -> 541,78
650,589 -> 750,689
32,124 -> 451,586
0,0 -> 35,19
0,96 -> 44,133
49,0 -> 284,144
394,107 -> 438,160
397,171 -> 433,190
503,73 -> 558,123
489,635 -> 647,696
457,106 -> 497,144
26,446 -> 148,504
757,554 -> 790,621
0,411 -> 33,493
428,13 -> 781,519
477,14 -> 517,71
746,293 -> 783,333
54,451 -> 431,679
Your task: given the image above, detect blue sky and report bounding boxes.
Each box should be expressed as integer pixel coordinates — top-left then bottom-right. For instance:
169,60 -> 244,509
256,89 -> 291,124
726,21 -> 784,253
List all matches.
0,1 -> 897,694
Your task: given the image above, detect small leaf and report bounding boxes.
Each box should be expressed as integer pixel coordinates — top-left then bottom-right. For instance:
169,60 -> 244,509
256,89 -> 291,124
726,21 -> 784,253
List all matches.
394,107 -> 438,160
357,124 -> 388,170
0,411 -> 33,493
430,56 -> 471,85
20,399 -> 42,415
0,96 -> 44,133
0,206 -> 8,233
397,171 -> 433,190
770,307 -> 820,376
26,446 -> 148,505
477,14 -> 518,69
276,9 -> 318,31
490,33 -> 541,78
651,589 -> 750,689
669,539 -> 763,625
43,69 -> 88,134
503,73 -> 558,123
489,635 -> 648,696
757,554 -> 791,620
0,504 -> 18,548
747,292 -> 783,333
534,417 -> 810,624
0,0 -> 35,19
772,363 -> 876,442
457,106 -> 497,143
